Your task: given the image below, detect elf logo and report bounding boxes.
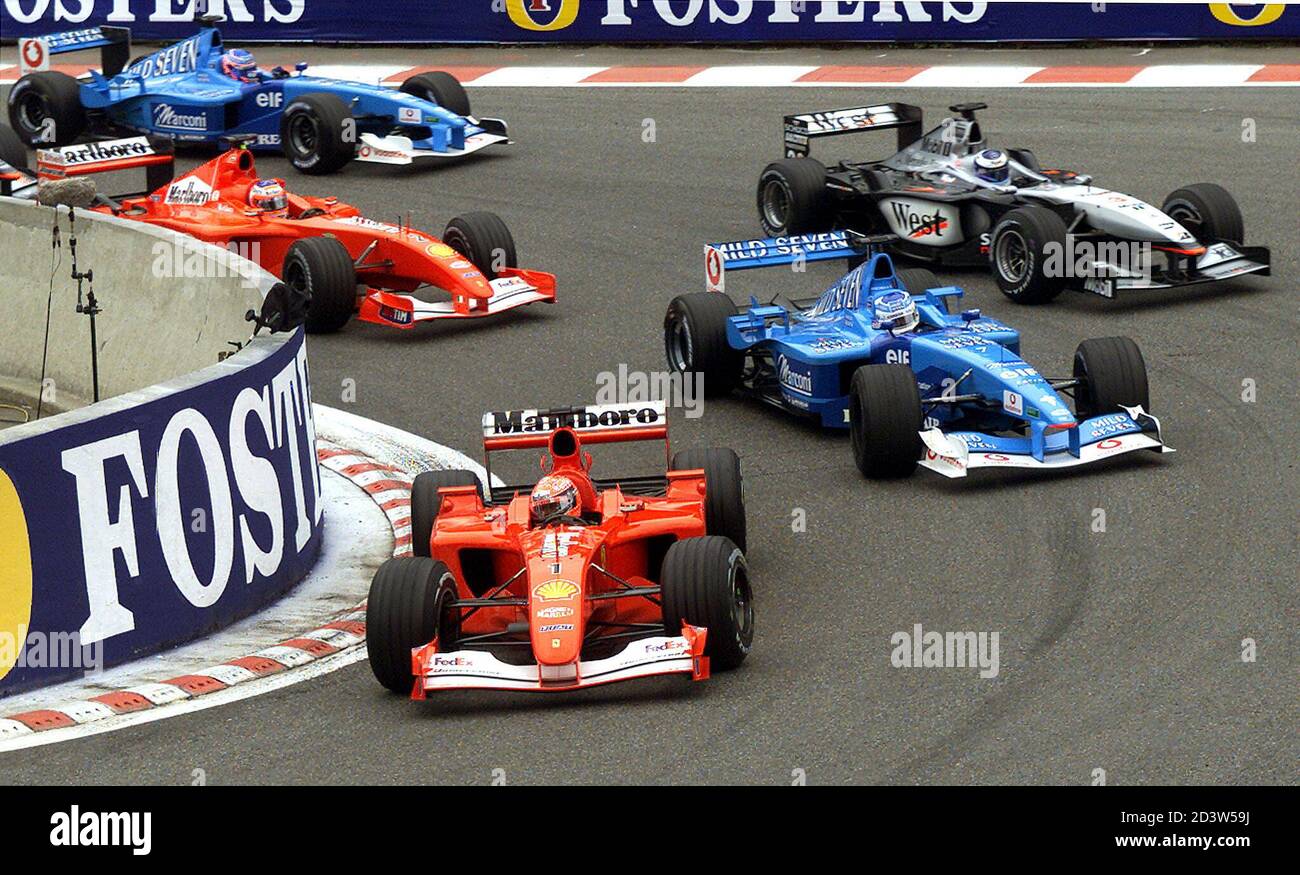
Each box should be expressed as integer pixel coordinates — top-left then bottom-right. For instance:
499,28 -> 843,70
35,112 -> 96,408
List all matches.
0,467 -> 33,684
887,200 -> 952,242
255,92 -> 283,109
507,0 -> 580,31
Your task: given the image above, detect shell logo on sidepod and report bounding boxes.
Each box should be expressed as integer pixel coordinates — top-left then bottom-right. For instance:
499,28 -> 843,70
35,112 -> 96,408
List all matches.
0,466 -> 33,683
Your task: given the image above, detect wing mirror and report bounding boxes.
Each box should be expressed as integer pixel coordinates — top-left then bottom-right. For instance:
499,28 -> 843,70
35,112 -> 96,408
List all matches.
295,62 -> 308,74
961,309 -> 982,322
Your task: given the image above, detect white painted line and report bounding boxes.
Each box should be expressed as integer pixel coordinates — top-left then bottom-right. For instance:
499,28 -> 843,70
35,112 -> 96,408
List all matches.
906,65 -> 1045,88
1127,64 -> 1262,87
685,65 -> 821,86
473,66 -> 609,86
0,647 -> 369,754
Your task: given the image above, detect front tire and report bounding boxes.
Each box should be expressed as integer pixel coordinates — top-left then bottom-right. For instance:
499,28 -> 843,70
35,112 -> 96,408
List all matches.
849,364 -> 922,479
283,236 -> 357,334
1161,183 -> 1244,245
756,157 -> 830,236
1072,337 -> 1150,419
7,72 -> 85,146
0,124 -> 29,171
411,469 -> 483,558
443,212 -> 517,279
399,72 -> 470,117
664,292 -> 742,396
893,266 -> 946,314
671,448 -> 746,552
989,205 -> 1069,304
280,93 -> 356,175
660,536 -> 753,671
366,557 -> 458,694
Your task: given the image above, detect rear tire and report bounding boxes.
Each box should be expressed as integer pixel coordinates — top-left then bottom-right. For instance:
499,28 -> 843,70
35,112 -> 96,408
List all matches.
664,292 -> 742,396
443,212 -> 517,279
756,157 -> 830,236
366,558 -> 458,694
849,364 -> 922,478
660,536 -> 753,671
400,72 -> 471,117
671,448 -> 746,552
894,266 -> 946,314
1161,183 -> 1244,245
0,124 -> 29,171
280,93 -> 356,175
1007,147 -> 1040,173
411,469 -> 483,558
1072,337 -> 1150,419
989,205 -> 1069,304
7,72 -> 84,146
283,236 -> 357,334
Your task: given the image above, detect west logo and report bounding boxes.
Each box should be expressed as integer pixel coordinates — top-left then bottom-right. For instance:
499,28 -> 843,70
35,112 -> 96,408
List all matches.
890,201 -> 949,239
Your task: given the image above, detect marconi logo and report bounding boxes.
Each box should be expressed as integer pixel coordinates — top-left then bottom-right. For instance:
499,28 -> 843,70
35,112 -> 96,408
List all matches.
0,466 -> 33,683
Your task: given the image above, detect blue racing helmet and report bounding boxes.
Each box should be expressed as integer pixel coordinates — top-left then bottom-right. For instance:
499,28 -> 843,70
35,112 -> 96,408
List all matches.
221,49 -> 257,83
873,291 -> 919,334
974,149 -> 1010,184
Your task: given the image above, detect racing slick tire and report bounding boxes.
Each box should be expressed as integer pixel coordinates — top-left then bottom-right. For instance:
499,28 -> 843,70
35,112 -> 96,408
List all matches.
366,557 -> 459,694
400,72 -> 471,117
1161,183 -> 1244,245
411,469 -> 484,558
671,448 -> 746,552
849,364 -> 923,479
989,205 -> 1069,305
664,292 -> 743,396
280,93 -> 357,175
757,157 -> 831,236
284,237 -> 357,334
7,72 -> 85,147
894,266 -> 947,314
1072,336 -> 1150,419
1007,148 -> 1041,173
0,124 -> 29,171
443,212 -> 517,279
660,536 -> 753,671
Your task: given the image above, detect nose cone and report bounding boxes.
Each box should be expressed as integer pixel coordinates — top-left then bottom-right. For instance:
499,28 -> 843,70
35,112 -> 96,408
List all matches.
529,567 -> 583,666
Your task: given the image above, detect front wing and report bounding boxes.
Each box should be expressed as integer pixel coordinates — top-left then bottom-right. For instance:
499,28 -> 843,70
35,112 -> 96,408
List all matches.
918,405 -> 1173,478
356,270 -> 556,328
1080,242 -> 1270,298
356,128 -> 510,165
412,628 -> 709,696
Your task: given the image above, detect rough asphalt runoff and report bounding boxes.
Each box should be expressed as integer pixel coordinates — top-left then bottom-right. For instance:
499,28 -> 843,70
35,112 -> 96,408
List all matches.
0,45 -> 1296,785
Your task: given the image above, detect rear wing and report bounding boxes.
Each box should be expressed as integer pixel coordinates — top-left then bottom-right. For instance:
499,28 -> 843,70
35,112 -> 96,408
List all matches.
18,27 -> 132,79
481,402 -> 670,499
783,102 -> 923,158
704,230 -> 894,293
37,136 -> 175,196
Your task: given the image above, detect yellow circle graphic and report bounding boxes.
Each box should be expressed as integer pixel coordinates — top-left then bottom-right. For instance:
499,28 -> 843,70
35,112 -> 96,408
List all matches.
507,0 -> 580,32
1209,3 -> 1285,26
0,466 -> 33,682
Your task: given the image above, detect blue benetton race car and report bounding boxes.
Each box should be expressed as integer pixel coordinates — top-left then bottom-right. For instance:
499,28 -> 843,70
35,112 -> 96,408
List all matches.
665,231 -> 1174,478
6,16 -> 509,175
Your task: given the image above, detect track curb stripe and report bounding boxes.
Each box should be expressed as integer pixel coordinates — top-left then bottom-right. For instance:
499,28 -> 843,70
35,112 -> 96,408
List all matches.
2,63 -> 1299,87
0,438 -> 414,735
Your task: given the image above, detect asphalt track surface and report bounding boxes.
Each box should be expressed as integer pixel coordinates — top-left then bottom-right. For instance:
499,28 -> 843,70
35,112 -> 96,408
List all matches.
1,49 -> 1297,785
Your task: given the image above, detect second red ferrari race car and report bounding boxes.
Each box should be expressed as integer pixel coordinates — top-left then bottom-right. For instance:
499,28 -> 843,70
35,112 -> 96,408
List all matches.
1,128 -> 555,332
365,401 -> 755,697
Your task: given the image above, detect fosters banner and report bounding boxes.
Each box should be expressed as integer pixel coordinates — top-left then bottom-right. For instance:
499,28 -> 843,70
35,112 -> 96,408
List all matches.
0,329 -> 322,695
1,2 -> 1298,43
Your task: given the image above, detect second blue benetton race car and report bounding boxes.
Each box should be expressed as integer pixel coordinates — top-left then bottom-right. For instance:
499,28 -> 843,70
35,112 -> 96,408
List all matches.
665,231 -> 1174,478
7,15 -> 508,175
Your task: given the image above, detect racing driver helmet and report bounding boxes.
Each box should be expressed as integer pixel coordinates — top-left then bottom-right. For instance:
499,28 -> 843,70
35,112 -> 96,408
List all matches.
873,290 -> 919,334
221,49 -> 258,83
530,474 -> 580,525
248,179 -> 289,218
973,149 -> 1010,184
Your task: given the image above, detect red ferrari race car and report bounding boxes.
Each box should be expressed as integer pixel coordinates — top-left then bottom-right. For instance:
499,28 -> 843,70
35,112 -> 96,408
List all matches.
0,128 -> 556,332
365,401 -> 755,698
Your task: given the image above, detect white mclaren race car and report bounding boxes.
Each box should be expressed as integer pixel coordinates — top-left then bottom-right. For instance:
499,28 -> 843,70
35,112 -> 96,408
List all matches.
756,101 -> 1271,303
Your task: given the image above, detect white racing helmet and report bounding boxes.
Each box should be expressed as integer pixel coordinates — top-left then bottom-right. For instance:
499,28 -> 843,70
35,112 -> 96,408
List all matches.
973,149 -> 1010,184
873,291 -> 919,334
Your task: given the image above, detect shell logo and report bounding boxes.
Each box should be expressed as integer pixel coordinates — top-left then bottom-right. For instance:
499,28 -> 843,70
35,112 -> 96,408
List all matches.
0,467 -> 33,683
1209,4 -> 1285,26
426,243 -> 457,258
533,578 -> 579,602
507,0 -> 580,32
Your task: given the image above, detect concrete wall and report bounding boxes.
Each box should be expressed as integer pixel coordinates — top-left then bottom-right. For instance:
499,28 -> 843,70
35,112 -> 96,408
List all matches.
0,197 -> 269,407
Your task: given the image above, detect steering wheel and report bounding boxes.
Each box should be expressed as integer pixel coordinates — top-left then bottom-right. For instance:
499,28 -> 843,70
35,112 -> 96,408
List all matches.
296,207 -> 326,219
